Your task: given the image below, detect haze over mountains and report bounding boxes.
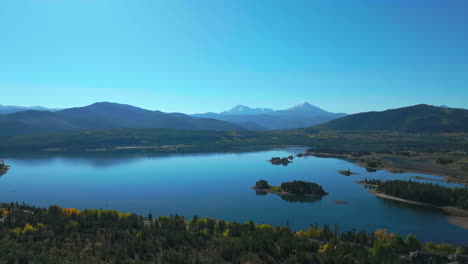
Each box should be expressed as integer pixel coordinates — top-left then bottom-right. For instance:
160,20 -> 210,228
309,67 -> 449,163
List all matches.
193,102 -> 347,130
220,105 -> 274,115
0,104 -> 60,114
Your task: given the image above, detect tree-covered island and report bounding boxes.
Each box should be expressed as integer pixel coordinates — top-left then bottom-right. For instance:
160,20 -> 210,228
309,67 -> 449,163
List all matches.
355,178 -> 383,187
253,180 -> 328,197
0,160 -> 9,176
338,170 -> 360,176
269,156 -> 293,166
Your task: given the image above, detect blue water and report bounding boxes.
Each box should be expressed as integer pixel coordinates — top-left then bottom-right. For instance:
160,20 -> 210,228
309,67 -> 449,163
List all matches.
0,148 -> 467,245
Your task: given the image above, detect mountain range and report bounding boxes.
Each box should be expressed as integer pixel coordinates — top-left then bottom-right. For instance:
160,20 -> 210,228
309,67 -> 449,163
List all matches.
0,102 -> 245,138
1,102 -> 466,139
220,105 -> 274,115
311,104 -> 468,132
0,104 -> 61,114
193,102 -> 347,130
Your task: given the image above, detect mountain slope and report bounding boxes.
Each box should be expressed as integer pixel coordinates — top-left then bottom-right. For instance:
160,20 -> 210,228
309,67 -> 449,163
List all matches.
0,102 -> 245,137
270,102 -> 332,116
0,104 -> 60,114
193,102 -> 346,130
311,104 -> 468,132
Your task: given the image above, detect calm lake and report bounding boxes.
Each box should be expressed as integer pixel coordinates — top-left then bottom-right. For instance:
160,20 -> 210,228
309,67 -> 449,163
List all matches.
1,148 -> 467,245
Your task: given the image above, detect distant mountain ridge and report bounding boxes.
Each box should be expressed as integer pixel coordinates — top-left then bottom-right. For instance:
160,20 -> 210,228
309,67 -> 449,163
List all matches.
275,102 -> 329,114
0,104 -> 60,114
1,102 -> 466,139
0,102 -> 245,138
193,102 -> 347,130
221,105 -> 274,115
310,104 -> 468,132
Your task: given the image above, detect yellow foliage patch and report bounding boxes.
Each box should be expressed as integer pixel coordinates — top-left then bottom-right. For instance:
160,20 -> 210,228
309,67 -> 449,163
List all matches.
259,224 -> 273,230
118,212 -> 132,219
11,227 -> 23,234
62,208 -> 81,216
296,226 -> 322,239
318,244 -> 329,253
1,210 -> 9,217
24,223 -> 35,232
11,223 -> 37,234
374,229 -> 396,244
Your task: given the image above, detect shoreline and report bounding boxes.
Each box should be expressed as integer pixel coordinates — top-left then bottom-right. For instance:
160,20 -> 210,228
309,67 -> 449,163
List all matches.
411,175 -> 447,182
306,152 -> 468,185
369,189 -> 468,230
0,145 -> 308,156
355,180 -> 379,188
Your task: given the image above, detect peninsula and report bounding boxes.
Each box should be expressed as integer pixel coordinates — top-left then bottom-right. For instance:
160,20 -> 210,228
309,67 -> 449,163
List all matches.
359,179 -> 468,229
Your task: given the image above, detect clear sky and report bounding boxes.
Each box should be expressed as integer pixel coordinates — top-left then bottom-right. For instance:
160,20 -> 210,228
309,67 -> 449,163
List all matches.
1,0 -> 467,114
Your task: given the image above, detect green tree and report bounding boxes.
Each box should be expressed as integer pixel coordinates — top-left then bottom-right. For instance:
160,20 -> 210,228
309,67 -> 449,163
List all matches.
405,234 -> 421,251
255,180 -> 270,189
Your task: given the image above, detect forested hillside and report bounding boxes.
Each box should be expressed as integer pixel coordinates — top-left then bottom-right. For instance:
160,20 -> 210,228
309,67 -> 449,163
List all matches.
0,102 -> 245,138
313,105 -> 468,132
0,203 -> 466,263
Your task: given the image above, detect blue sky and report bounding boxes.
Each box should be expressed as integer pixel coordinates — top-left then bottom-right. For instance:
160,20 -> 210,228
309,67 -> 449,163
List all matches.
1,0 -> 467,114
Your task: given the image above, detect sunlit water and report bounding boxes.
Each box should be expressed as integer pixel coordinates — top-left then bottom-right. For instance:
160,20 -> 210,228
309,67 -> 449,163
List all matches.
0,148 -> 467,245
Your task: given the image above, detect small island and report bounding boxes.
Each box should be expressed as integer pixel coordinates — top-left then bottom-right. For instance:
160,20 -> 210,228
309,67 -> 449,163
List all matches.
355,178 -> 382,188
269,156 -> 293,166
333,200 -> 348,205
338,170 -> 360,176
0,160 -> 9,176
253,180 -> 328,197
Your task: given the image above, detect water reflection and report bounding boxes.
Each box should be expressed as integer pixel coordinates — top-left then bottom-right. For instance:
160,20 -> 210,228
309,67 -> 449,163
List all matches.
1,147 -> 303,168
254,190 -> 323,203
377,195 -> 446,215
280,195 -> 322,203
